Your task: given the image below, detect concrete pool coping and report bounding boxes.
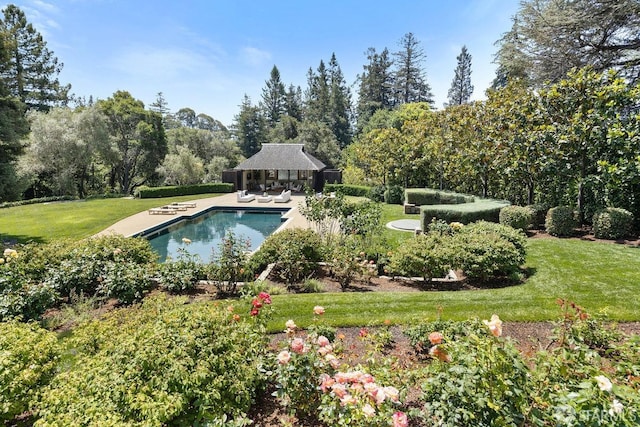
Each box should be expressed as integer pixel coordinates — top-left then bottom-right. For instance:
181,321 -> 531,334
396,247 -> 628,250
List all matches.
95,192 -> 309,238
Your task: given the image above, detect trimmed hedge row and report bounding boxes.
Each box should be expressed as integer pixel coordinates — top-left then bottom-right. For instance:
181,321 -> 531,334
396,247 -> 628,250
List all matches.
323,183 -> 371,197
0,196 -> 76,209
136,183 -> 234,198
420,199 -> 511,228
405,188 -> 475,206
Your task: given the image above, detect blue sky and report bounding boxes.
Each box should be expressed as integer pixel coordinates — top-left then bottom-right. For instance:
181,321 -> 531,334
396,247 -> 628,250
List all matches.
5,0 -> 520,126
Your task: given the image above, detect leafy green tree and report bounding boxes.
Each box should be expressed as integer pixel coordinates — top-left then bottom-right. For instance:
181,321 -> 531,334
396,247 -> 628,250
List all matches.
97,91 -> 167,194
156,145 -> 205,185
447,45 -> 474,106
492,16 -> 531,88
261,65 -> 286,126
175,107 -> 197,128
20,106 -> 109,198
233,94 -> 267,157
0,4 -> 69,110
393,32 -> 434,106
495,0 -> 640,86
356,47 -> 394,132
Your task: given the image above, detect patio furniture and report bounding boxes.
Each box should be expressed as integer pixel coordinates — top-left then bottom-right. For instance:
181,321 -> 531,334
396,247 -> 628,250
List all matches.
237,190 -> 255,202
274,189 -> 291,203
257,194 -> 272,203
162,204 -> 187,211
148,207 -> 178,215
170,202 -> 197,208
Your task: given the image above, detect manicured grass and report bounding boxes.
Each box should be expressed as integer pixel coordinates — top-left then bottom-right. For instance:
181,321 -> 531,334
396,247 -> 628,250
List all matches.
267,238 -> 640,331
0,194 -> 223,243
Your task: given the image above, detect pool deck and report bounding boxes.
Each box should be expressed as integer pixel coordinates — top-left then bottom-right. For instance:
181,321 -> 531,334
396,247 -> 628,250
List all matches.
95,192 -> 310,238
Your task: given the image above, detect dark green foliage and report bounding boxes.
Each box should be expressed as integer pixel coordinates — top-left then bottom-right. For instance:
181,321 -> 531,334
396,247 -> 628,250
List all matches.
383,185 -> 404,204
250,229 -> 324,285
499,205 -> 533,231
368,185 -> 386,202
156,250 -> 206,293
545,206 -> 577,237
592,207 -> 634,239
323,183 -> 371,197
405,188 -> 474,205
136,183 -> 233,198
1,195 -> 76,208
420,199 -> 510,228
525,203 -> 548,229
388,233 -> 453,281
457,221 -> 527,260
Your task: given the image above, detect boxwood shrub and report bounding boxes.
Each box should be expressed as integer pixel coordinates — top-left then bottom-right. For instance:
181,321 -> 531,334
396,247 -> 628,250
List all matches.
405,188 -> 475,205
525,203 -> 548,229
499,205 -> 533,231
136,183 -> 234,198
384,185 -> 404,205
592,207 -> 634,239
545,206 -> 577,237
420,199 -> 511,228
323,183 -> 371,197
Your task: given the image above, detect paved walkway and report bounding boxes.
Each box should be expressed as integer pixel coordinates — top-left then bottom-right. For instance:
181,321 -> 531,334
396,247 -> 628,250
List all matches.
96,192 -> 310,237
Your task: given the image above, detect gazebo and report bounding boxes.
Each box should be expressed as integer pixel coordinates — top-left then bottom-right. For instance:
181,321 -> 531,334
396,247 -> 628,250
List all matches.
233,144 -> 326,192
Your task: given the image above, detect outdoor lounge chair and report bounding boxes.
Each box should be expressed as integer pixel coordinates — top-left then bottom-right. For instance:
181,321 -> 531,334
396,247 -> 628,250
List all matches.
170,201 -> 197,208
148,207 -> 178,215
237,190 -> 255,202
274,189 -> 291,203
257,194 -> 272,203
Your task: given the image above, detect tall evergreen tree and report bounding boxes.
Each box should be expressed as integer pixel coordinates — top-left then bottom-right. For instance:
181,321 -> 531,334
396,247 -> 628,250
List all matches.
327,53 -> 352,148
284,84 -> 303,121
304,61 -> 330,122
0,4 -> 69,111
356,47 -> 394,131
447,45 -> 474,106
393,32 -> 434,106
0,76 -> 28,201
260,65 -> 286,126
233,95 -> 267,157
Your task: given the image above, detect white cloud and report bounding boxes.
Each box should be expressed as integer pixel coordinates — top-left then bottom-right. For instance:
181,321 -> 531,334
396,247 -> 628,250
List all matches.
240,46 -> 272,67
111,46 -> 218,81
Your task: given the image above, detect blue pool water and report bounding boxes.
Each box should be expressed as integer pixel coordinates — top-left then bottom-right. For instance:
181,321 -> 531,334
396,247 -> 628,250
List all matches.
146,209 -> 286,262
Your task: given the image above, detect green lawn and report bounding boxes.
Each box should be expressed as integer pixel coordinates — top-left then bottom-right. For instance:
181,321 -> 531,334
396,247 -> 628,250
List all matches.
1,197 -> 639,328
0,194 -> 223,243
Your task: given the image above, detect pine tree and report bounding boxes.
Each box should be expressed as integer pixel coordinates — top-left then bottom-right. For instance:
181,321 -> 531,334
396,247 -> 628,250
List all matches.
260,65 -> 286,126
447,46 -> 474,106
304,61 -> 330,122
284,84 -> 303,121
393,32 -> 433,106
0,4 -> 69,110
233,95 -> 267,157
327,53 -> 352,148
356,47 -> 394,131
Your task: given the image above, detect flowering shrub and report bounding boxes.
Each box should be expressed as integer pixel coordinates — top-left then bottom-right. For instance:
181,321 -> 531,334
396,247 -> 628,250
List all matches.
208,231 -> 252,295
330,238 -> 378,290
156,248 -> 206,293
0,321 -> 59,422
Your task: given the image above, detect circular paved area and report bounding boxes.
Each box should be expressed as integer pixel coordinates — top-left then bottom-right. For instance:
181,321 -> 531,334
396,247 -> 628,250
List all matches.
386,219 -> 421,232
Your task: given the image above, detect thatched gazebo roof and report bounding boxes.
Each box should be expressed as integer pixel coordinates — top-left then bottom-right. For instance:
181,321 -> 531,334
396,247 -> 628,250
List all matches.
234,144 -> 326,171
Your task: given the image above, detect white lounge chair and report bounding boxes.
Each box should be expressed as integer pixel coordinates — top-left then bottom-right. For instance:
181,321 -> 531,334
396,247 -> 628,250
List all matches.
257,194 -> 272,203
274,189 -> 291,203
148,207 -> 178,215
170,201 -> 197,208
237,190 -> 255,202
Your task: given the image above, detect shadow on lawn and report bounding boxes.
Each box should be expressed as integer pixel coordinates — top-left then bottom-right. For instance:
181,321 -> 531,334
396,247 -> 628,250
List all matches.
1,233 -> 47,245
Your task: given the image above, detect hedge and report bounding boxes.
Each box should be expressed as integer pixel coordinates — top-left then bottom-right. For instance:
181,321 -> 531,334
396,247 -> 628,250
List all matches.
323,183 -> 371,197
420,199 -> 511,228
136,183 -> 234,198
405,188 -> 475,205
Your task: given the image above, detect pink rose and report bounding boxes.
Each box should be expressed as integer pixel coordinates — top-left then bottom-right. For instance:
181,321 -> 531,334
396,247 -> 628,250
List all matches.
277,350 -> 291,365
360,373 -> 375,384
290,338 -> 305,354
313,305 -> 325,315
285,319 -> 297,330
393,411 -> 408,427
483,314 -> 503,337
428,331 -> 443,345
317,335 -> 330,347
317,344 -> 333,356
384,386 -> 400,402
331,383 -> 347,398
250,308 -> 259,316
325,354 -> 340,369
340,393 -> 357,406
258,291 -> 271,304
363,403 -> 376,417
320,373 -> 335,392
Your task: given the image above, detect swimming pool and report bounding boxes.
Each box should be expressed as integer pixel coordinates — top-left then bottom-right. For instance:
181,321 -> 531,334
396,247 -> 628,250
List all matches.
144,208 -> 288,262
